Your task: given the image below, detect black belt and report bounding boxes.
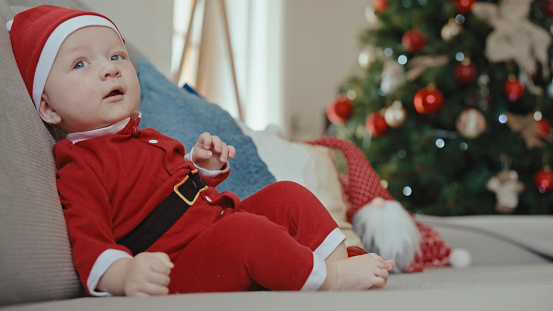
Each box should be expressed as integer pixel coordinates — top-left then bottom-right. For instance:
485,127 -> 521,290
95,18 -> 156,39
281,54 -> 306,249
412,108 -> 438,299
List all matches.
117,169 -> 208,255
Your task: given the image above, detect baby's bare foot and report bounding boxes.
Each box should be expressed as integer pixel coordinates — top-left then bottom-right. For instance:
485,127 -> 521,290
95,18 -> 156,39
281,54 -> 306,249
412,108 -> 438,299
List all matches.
319,253 -> 394,291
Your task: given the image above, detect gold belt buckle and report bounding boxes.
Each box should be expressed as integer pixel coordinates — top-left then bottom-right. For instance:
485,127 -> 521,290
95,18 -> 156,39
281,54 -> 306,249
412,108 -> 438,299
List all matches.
173,169 -> 208,206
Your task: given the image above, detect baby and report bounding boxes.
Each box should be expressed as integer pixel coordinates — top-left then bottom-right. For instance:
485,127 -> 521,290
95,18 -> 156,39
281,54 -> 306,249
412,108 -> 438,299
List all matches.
8,5 -> 394,296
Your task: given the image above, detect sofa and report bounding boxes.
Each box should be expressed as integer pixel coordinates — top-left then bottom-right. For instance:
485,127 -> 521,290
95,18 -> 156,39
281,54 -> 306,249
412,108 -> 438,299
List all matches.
1,0 -> 552,310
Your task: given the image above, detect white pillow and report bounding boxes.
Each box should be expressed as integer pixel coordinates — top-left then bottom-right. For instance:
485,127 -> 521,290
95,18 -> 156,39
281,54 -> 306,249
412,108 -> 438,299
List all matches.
238,123 -> 363,247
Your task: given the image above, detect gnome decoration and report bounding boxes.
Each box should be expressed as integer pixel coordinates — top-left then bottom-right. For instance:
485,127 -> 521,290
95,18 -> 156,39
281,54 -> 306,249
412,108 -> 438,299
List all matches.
306,137 -> 469,272
487,169 -> 525,213
486,154 -> 525,213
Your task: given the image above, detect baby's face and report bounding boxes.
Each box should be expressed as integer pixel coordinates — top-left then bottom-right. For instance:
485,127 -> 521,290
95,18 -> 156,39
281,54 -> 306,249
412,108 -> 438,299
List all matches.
41,26 -> 140,133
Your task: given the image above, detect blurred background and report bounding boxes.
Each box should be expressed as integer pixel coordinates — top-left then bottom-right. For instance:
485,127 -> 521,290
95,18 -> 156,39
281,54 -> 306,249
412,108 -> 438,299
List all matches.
81,0 -> 368,140
80,0 -> 553,216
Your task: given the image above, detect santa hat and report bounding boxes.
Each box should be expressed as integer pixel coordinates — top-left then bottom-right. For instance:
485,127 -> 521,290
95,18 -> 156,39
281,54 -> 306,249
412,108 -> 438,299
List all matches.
6,5 -> 124,110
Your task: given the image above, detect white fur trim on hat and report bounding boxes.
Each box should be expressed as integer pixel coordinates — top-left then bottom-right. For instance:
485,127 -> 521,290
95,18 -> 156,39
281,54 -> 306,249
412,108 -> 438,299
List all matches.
32,15 -> 123,110
6,19 -> 13,32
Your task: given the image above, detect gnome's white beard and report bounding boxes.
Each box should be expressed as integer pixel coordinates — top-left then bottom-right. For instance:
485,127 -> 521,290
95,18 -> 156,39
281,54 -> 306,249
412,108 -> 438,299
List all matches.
352,199 -> 420,271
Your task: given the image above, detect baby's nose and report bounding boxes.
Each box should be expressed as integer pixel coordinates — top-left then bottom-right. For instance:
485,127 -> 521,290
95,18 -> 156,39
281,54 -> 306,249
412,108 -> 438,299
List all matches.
101,61 -> 120,79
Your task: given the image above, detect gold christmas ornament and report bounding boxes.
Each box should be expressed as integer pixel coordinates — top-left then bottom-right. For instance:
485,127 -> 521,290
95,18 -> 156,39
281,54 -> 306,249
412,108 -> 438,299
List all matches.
441,18 -> 463,42
364,6 -> 379,28
384,101 -> 407,128
358,46 -> 381,69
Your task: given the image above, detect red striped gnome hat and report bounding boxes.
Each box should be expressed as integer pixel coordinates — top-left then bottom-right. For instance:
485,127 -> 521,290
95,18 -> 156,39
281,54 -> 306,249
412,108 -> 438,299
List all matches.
305,136 -> 395,222
6,5 -> 124,110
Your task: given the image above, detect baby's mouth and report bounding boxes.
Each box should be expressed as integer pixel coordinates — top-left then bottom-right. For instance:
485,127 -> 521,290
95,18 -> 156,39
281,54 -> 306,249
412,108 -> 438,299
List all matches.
105,89 -> 123,98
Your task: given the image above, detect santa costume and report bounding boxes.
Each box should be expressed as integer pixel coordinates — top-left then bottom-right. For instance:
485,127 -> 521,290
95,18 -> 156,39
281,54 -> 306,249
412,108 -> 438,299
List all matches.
7,5 -> 346,295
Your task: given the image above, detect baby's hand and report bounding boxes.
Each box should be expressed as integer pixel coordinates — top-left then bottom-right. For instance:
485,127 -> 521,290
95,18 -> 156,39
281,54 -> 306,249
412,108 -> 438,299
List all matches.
192,132 -> 236,170
122,252 -> 174,297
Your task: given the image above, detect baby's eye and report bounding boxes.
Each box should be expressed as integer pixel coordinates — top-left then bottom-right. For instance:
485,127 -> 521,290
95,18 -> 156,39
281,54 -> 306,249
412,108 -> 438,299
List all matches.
111,54 -> 123,61
73,60 -> 89,69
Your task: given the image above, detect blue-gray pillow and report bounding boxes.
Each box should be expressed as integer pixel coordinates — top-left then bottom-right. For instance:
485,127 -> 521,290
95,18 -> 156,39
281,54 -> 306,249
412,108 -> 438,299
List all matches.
136,58 -> 275,198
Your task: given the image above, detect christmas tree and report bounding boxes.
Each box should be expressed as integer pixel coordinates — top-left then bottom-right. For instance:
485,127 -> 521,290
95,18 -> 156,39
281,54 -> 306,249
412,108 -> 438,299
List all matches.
329,0 -> 553,216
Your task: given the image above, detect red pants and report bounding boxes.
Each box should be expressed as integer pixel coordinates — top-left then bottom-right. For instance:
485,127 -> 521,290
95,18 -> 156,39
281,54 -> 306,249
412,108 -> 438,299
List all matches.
168,181 -> 343,293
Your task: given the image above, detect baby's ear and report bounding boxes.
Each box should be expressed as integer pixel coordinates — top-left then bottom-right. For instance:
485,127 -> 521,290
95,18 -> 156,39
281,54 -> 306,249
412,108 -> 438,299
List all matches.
38,94 -> 62,125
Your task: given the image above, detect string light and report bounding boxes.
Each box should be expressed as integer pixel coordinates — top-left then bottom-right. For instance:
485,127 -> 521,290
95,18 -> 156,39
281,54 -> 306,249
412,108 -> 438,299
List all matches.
398,55 -> 408,65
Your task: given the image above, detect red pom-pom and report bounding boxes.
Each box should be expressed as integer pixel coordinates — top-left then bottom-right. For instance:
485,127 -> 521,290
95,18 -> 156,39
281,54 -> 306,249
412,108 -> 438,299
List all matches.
402,29 -> 425,53
504,75 -> 525,102
452,0 -> 475,14
366,112 -> 388,137
414,85 -> 444,114
373,0 -> 388,12
326,96 -> 353,124
454,60 -> 478,85
535,167 -> 553,193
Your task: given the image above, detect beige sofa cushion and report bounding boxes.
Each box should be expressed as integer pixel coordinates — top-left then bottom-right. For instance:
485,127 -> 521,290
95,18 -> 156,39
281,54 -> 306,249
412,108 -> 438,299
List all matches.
0,0 -> 82,305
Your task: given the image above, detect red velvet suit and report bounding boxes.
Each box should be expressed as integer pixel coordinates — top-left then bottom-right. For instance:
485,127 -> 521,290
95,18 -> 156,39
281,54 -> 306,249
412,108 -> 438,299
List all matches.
56,116 -> 342,295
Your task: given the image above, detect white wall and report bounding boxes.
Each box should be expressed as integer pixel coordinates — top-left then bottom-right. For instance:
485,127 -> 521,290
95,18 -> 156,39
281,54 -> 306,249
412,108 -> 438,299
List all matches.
280,0 -> 369,140
80,0 -> 174,78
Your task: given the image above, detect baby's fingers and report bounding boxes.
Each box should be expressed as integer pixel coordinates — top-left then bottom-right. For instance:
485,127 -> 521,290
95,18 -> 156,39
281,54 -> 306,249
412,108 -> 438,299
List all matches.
133,282 -> 170,297
149,252 -> 174,273
372,265 -> 391,289
227,145 -> 236,159
196,132 -> 213,150
218,143 -> 229,162
193,146 -> 213,160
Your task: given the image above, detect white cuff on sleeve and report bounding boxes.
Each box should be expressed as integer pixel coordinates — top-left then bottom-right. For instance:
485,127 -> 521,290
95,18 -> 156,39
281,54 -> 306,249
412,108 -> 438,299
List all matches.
314,227 -> 347,260
300,253 -> 327,291
184,146 -> 230,177
87,249 -> 132,296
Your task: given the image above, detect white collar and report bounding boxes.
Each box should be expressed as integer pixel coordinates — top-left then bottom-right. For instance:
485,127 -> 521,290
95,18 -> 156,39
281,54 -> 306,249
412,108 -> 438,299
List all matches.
65,112 -> 141,144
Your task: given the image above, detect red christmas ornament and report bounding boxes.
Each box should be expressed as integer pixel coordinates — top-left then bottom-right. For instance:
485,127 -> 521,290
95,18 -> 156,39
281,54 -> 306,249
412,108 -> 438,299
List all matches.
452,0 -> 475,14
373,0 -> 388,12
537,118 -> 552,136
535,166 -> 553,193
326,95 -> 353,124
504,75 -> 525,102
402,29 -> 426,53
454,59 -> 478,85
366,111 -> 388,137
542,0 -> 553,18
413,84 -> 444,114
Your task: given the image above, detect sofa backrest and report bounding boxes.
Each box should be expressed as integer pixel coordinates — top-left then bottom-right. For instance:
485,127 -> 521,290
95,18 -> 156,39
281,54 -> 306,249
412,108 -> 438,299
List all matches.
0,0 -> 83,305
